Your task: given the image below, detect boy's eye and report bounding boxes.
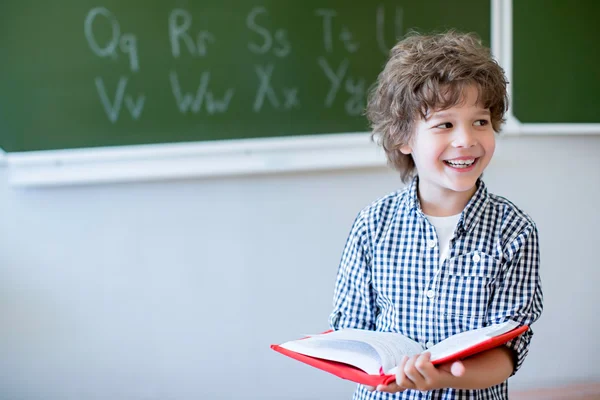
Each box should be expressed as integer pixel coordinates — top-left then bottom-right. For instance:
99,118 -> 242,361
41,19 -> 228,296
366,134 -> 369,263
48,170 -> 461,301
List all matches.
474,119 -> 490,126
434,122 -> 453,129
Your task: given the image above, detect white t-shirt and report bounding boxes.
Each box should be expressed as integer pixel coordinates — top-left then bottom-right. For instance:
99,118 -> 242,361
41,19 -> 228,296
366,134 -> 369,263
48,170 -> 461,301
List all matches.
425,213 -> 461,263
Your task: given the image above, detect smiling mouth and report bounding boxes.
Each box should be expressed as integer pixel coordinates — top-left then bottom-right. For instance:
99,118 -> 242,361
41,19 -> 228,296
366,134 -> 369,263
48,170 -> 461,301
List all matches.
443,158 -> 478,168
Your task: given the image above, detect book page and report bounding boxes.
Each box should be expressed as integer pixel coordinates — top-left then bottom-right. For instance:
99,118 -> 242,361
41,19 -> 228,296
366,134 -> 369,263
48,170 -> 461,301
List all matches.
280,338 -> 383,375
427,320 -> 519,362
280,329 -> 423,375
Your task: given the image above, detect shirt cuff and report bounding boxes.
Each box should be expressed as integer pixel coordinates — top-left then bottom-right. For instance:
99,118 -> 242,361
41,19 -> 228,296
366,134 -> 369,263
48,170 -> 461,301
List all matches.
505,328 -> 534,375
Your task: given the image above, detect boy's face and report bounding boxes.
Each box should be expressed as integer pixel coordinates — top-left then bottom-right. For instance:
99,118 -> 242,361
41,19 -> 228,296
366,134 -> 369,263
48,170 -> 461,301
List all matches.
400,84 -> 495,199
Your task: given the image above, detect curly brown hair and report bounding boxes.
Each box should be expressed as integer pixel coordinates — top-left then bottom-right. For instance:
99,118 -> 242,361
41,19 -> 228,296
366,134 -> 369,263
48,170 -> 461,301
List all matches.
366,30 -> 509,182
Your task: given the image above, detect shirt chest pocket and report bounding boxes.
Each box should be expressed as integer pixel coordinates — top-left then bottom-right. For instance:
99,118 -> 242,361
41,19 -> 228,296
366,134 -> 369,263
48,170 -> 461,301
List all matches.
436,252 -> 500,320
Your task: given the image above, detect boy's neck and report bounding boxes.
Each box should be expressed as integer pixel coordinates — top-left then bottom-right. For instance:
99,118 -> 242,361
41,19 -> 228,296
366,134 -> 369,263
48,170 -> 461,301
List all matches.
417,183 -> 477,217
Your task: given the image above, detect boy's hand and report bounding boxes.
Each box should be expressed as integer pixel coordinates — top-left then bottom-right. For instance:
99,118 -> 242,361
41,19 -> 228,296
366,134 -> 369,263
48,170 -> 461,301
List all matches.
368,353 -> 465,393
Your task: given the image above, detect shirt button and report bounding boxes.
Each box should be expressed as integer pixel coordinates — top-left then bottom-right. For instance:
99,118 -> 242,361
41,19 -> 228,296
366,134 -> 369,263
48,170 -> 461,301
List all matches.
426,290 -> 435,299
473,253 -> 481,262
428,240 -> 436,248
426,341 -> 434,349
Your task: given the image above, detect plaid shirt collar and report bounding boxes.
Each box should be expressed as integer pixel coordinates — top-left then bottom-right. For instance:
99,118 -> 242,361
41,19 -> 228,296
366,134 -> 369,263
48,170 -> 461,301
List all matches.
404,175 -> 490,234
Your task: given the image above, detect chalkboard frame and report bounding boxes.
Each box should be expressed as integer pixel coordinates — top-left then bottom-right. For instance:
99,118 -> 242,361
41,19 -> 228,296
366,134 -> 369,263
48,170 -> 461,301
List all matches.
496,0 -> 600,136
5,0 -> 600,187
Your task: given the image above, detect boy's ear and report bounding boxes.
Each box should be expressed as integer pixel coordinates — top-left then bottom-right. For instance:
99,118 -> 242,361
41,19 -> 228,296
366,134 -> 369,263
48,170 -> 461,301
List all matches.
399,144 -> 412,154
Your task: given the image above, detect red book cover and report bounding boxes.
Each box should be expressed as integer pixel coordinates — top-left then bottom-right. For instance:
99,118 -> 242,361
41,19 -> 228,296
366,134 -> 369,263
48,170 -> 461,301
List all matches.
271,325 -> 528,387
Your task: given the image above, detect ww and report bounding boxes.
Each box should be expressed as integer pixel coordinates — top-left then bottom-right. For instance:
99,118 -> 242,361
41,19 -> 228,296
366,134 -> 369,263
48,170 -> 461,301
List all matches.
170,70 -> 235,114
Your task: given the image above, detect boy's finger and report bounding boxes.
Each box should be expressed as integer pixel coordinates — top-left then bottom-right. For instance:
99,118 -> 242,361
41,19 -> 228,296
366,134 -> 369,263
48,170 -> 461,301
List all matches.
414,352 -> 433,377
376,382 -> 406,393
451,360 -> 466,377
395,356 -> 416,389
403,355 -> 425,386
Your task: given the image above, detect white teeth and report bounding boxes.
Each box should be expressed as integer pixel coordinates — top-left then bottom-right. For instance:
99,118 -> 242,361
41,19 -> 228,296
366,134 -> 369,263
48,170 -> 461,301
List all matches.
445,159 -> 475,167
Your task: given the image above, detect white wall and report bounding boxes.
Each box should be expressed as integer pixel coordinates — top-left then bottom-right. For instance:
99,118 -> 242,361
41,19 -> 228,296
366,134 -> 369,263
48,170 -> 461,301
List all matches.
1,134 -> 599,400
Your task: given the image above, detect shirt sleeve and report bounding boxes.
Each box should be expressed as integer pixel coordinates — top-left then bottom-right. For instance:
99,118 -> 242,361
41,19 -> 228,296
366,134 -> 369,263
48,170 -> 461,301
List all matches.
487,222 -> 544,375
328,212 -> 378,331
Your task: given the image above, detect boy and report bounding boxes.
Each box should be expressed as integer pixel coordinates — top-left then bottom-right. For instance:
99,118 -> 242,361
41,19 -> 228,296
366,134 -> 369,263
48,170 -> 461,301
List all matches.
328,31 -> 543,399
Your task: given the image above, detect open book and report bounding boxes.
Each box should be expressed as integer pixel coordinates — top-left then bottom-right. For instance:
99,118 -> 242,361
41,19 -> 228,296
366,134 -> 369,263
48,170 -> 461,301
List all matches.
271,321 -> 528,387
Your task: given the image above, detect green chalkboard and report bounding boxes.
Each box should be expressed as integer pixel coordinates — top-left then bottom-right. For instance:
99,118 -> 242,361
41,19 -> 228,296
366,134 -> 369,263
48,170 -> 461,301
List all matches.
513,0 -> 599,123
0,0 -> 490,153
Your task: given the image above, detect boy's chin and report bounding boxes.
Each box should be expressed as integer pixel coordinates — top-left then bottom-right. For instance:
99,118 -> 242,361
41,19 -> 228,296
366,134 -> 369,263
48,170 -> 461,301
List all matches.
446,177 -> 479,193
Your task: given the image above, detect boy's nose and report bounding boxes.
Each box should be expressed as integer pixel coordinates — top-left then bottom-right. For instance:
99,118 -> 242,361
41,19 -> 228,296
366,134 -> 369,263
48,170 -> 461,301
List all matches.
451,127 -> 477,148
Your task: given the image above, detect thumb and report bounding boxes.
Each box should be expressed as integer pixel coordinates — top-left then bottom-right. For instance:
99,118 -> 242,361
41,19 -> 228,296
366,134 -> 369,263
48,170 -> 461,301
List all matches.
450,360 -> 465,377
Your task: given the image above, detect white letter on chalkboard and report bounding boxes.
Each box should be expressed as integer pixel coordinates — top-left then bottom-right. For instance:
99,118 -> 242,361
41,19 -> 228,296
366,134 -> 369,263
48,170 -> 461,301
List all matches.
315,9 -> 337,53
317,57 -> 349,107
206,90 -> 235,114
376,6 -> 403,55
254,64 -> 279,112
273,29 -> 291,58
340,27 -> 359,53
95,76 -> 145,123
169,70 -> 233,114
95,76 -> 126,123
283,88 -> 300,109
247,7 -> 272,54
170,70 -> 207,113
124,95 -> 146,120
197,31 -> 216,56
119,33 -> 140,72
84,7 -> 120,58
169,9 -> 196,58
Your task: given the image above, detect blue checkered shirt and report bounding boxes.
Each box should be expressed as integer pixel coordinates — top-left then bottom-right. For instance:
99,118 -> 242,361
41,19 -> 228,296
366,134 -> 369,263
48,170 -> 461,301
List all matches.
329,177 -> 543,400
